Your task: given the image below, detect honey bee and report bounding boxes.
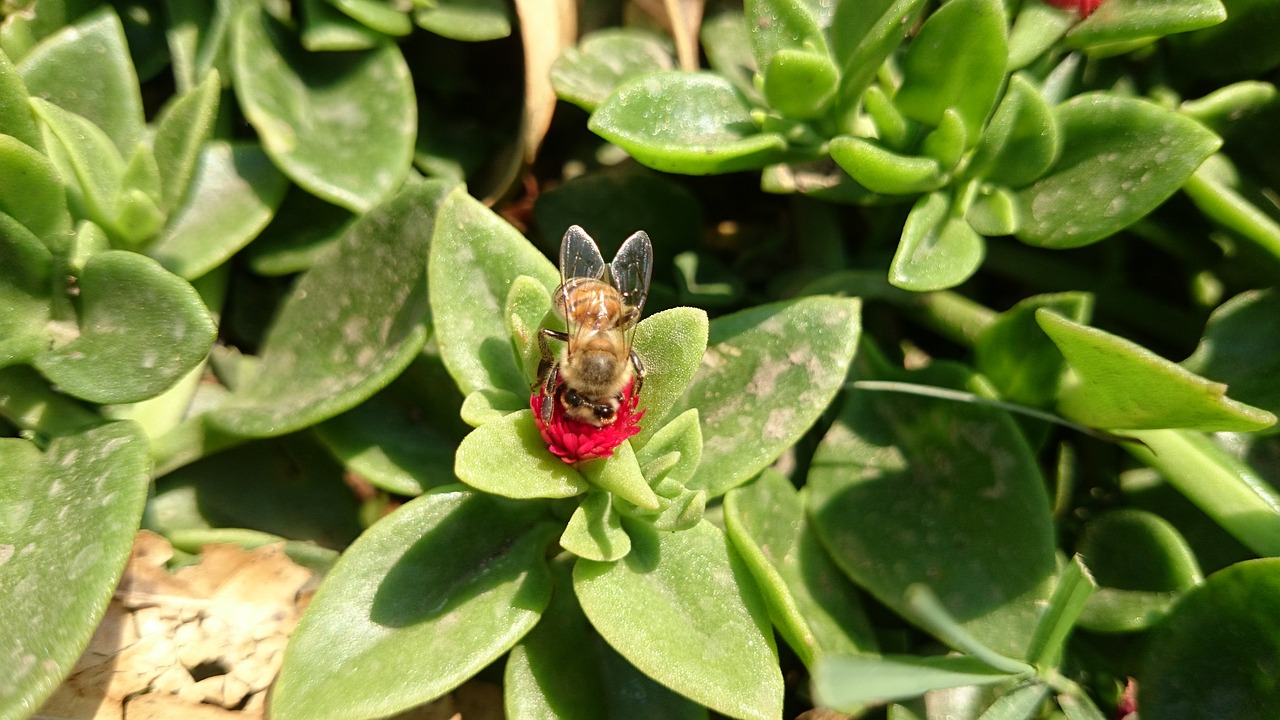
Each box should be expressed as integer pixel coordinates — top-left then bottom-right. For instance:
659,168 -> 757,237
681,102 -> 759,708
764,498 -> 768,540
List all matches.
537,225 -> 653,427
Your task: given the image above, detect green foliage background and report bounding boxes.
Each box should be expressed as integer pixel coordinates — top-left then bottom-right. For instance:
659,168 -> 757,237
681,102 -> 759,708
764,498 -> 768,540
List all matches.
2,0 -> 1280,719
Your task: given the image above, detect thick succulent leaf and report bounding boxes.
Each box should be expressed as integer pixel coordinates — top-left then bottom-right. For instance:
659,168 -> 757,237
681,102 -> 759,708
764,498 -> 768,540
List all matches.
328,0 -> 413,35
163,0 -> 233,93
589,72 -> 789,175
634,408 -> 702,488
828,137 -> 944,195
700,10 -> 760,102
965,186 -> 1021,237
1024,556 -> 1096,667
455,410 -> 590,499
429,188 -> 558,396
149,141 -> 288,280
414,0 -> 510,41
505,559 -> 706,720
890,192 -> 985,292
271,489 -> 557,720
301,0 -> 383,52
151,70 -> 221,213
314,391 -> 457,497
34,250 -> 216,405
1138,558 -> 1280,720
812,654 -> 1024,710
0,134 -> 69,244
1037,310 -> 1275,431
211,182 -> 447,436
895,0 -> 1007,141
829,0 -> 927,122
967,74 -> 1061,188
670,297 -> 860,497
580,441 -> 658,510
231,4 -> 415,212
808,361 -> 1057,660
975,292 -> 1093,408
0,214 -> 52,368
1016,94 -> 1221,248
505,275 -> 552,385
1007,2 -> 1075,70
745,0 -> 828,69
630,307 -> 709,447
17,6 -> 145,154
28,97 -> 124,236
0,49 -> 42,149
574,520 -> 783,720
1076,509 -> 1200,632
551,29 -> 674,112
724,470 -> 877,668
1182,289 -> 1280,425
560,491 -> 631,562
1065,0 -> 1227,48
0,423 -> 149,719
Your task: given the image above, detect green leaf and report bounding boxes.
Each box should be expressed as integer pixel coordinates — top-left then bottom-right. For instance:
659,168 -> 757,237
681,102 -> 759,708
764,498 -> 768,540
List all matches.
0,133 -> 70,244
1024,556 -> 1096,666
148,433 -> 363,549
17,6 -> 145,154
1058,693 -> 1109,720
506,275 -> 553,385
211,182 -> 447,436
1075,509 -> 1200,632
976,292 -> 1093,408
812,654 -> 1024,710
808,362 -> 1057,660
829,0 -> 928,125
895,0 -> 1007,141
761,48 -> 838,121
921,108 -> 967,171
561,491 -> 631,561
29,97 -> 125,236
890,192 -> 986,292
701,10 -> 760,102
745,0 -> 828,69
589,72 -> 789,175
1167,0 -> 1280,79
978,683 -> 1051,720
151,70 -> 221,213
547,29 -> 670,111
967,74 -> 1061,188
0,214 -> 52,368
413,0 -> 510,41
231,4 -> 415,212
327,0 -> 413,36
301,0 -> 383,51
455,410 -> 591,499
1065,0 -> 1227,48
0,49 -> 42,149
149,141 -> 288,280
1138,558 -> 1280,720
634,408 -> 702,488
34,250 -> 215,404
1036,309 -> 1276,431
162,0 -> 233,93
271,489 -> 557,720
580,441 -> 658,510
314,391 -> 458,497
724,470 -> 877,668
965,185 -> 1021,237
1016,94 -> 1222,249
0,423 -> 149,718
671,296 -> 861,497
1007,2 -> 1075,70
631,307 -> 709,447
574,520 -> 783,720
1183,289 -> 1280,426
429,187 -> 558,396
828,137 -> 944,195
460,388 -> 526,427
505,558 -> 706,720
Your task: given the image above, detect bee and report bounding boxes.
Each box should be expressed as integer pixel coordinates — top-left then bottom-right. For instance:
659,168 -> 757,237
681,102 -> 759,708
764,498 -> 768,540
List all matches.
537,225 -> 653,427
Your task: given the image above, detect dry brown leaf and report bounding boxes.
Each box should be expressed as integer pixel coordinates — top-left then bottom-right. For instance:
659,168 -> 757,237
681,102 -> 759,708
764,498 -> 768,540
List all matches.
514,0 -> 577,165
632,0 -> 705,71
37,531 -> 313,720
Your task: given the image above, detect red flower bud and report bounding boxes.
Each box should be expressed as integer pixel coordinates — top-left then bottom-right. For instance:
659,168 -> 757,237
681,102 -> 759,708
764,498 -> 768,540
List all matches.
531,380 -> 644,464
1044,0 -> 1102,18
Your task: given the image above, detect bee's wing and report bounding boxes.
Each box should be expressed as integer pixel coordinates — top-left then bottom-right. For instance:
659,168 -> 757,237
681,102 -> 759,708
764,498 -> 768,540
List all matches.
611,230 -> 653,325
560,225 -> 607,283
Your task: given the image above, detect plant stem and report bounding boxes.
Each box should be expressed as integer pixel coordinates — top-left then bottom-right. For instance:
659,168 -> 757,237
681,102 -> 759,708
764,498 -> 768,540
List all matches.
1183,166 -> 1280,265
1125,428 -> 1280,557
904,290 -> 996,347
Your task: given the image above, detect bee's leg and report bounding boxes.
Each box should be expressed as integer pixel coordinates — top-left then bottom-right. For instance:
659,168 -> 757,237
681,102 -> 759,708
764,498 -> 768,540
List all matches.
629,349 -> 646,396
537,328 -> 569,391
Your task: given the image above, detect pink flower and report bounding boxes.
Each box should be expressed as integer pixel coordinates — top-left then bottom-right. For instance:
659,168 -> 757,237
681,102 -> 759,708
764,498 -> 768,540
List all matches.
1044,0 -> 1102,17
531,380 -> 644,464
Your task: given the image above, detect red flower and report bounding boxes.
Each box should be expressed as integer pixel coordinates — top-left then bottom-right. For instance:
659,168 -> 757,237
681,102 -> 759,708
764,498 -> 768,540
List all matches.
1044,0 -> 1103,17
531,380 -> 644,464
